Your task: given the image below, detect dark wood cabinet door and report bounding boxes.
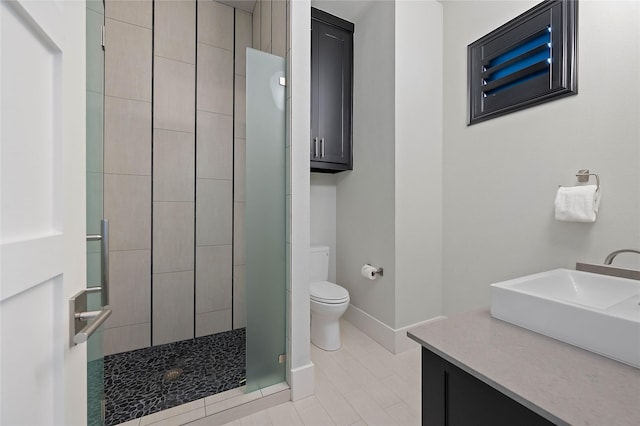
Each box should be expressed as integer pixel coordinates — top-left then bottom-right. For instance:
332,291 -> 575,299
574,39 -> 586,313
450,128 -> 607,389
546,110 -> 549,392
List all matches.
422,348 -> 557,426
311,9 -> 353,173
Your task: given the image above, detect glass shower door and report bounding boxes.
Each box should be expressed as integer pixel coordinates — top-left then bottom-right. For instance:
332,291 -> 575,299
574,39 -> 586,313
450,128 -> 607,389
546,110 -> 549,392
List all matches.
245,48 -> 287,392
86,0 -> 106,424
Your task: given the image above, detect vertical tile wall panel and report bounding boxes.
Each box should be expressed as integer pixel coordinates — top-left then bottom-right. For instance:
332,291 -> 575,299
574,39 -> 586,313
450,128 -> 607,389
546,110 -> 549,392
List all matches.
235,10 -> 253,76
104,18 -> 152,102
104,174 -> 152,251
195,0 -> 237,336
196,43 -> 234,115
198,0 -> 234,50
195,310 -> 233,337
272,0 -> 286,57
233,266 -> 246,329
261,0 -> 272,52
151,0 -> 197,345
195,245 -> 233,313
234,76 -> 247,139
103,323 -> 151,356
104,96 -> 152,176
103,0 -> 153,354
152,271 -> 195,345
155,0 -> 196,64
105,0 -> 153,29
196,111 -> 233,180
152,201 -> 195,273
253,0 -> 261,49
107,250 -> 151,328
154,57 -> 196,133
233,202 -> 246,266
233,138 -> 246,202
234,5 -> 252,332
153,129 -> 195,202
196,179 -> 233,247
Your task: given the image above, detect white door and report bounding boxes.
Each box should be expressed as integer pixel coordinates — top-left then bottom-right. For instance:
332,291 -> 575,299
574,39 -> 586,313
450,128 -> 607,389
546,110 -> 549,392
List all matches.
0,0 -> 87,425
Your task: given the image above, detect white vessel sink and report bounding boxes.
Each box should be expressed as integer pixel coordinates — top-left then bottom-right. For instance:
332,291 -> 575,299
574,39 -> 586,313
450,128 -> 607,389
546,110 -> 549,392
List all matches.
490,269 -> 640,368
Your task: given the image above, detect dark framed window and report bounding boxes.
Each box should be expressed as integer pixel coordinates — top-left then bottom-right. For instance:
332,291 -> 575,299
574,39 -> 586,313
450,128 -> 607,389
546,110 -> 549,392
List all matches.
468,0 -> 577,125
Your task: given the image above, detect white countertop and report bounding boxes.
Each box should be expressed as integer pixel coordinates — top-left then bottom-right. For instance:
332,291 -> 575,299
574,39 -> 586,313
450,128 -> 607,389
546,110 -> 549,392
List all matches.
407,309 -> 640,426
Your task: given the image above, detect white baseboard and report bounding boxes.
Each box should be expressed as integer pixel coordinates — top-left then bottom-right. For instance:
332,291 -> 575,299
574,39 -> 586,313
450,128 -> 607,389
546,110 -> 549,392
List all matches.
344,304 -> 446,354
290,362 -> 315,401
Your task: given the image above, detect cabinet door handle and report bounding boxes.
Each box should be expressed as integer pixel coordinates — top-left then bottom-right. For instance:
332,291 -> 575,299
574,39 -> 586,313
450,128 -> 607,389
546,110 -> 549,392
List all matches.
314,137 -> 319,158
321,138 -> 325,158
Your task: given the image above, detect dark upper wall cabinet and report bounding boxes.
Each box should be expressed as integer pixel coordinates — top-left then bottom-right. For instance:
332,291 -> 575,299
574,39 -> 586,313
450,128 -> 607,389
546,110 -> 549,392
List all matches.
311,8 -> 354,173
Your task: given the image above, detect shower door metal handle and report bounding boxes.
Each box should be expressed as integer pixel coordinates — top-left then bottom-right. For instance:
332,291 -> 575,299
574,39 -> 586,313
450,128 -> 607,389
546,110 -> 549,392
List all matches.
100,219 -> 109,306
86,219 -> 109,306
69,287 -> 112,346
71,219 -> 111,346
72,303 -> 112,345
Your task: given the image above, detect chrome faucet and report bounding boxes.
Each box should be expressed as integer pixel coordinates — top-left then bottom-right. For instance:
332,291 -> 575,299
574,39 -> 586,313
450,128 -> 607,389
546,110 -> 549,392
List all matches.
604,249 -> 640,265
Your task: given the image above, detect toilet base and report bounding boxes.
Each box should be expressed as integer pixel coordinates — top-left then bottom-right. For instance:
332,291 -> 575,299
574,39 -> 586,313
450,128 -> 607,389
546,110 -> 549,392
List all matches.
311,315 -> 342,351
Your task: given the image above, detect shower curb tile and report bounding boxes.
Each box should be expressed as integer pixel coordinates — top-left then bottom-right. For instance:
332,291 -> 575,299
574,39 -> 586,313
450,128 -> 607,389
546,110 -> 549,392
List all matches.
190,390 -> 291,426
140,399 -> 204,425
260,382 -> 290,397
205,390 -> 262,416
146,407 -> 206,426
204,386 -> 246,406
115,419 -> 141,426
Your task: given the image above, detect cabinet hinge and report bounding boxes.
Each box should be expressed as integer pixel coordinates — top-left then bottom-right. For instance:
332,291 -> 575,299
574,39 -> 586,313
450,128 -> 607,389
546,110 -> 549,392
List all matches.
278,353 -> 287,364
101,25 -> 105,49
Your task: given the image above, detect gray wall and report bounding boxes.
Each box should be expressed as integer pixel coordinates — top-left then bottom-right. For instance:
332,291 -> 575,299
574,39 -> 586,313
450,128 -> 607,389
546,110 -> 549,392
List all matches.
336,0 -> 397,328
315,0 -> 640,338
310,173 -> 337,282
394,0 -> 443,328
442,0 -> 640,316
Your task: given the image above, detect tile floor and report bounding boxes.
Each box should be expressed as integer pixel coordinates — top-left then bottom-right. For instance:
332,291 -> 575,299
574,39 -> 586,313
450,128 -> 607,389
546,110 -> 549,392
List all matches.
116,319 -> 421,425
222,319 -> 422,426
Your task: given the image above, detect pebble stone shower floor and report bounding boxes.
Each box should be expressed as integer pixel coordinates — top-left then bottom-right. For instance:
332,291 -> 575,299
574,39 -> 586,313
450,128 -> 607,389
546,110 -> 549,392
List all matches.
102,328 -> 246,426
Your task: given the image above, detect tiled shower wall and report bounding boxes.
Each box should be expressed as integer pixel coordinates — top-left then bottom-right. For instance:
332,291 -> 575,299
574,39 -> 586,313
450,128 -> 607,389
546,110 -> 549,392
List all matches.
103,0 -> 252,355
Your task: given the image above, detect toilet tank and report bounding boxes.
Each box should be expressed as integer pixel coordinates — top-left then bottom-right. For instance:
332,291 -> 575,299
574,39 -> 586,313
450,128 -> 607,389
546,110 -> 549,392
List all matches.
310,246 -> 330,282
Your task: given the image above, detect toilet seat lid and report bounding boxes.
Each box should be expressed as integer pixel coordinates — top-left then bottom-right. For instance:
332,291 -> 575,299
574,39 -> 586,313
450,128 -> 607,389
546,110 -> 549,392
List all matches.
310,281 -> 349,304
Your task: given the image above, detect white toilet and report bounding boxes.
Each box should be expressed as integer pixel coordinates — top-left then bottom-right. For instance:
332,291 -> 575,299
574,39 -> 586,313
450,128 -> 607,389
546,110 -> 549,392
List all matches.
310,246 -> 350,351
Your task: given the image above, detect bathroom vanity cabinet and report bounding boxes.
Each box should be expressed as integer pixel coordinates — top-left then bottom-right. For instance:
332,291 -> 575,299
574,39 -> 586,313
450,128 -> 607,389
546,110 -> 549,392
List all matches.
310,8 -> 353,173
422,348 -> 554,425
408,310 -> 640,426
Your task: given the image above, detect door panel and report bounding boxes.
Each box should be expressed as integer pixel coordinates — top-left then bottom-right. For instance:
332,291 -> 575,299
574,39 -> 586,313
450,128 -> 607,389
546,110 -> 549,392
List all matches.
0,1 -> 87,424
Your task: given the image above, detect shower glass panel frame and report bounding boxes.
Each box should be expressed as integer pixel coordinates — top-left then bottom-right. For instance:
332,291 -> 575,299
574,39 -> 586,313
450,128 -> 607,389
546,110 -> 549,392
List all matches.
86,0 -> 106,424
245,48 -> 287,393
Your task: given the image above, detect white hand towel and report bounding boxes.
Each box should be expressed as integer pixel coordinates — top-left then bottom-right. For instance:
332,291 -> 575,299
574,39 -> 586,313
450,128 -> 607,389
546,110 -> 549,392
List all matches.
554,185 -> 600,222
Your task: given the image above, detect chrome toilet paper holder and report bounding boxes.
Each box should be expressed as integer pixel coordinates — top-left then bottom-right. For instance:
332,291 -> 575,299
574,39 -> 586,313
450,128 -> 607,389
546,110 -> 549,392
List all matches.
366,264 -> 384,277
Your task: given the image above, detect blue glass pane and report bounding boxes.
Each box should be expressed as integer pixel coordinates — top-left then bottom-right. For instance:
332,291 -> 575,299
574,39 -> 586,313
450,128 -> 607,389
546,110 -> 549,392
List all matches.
487,48 -> 550,82
488,28 -> 551,68
485,68 -> 549,97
